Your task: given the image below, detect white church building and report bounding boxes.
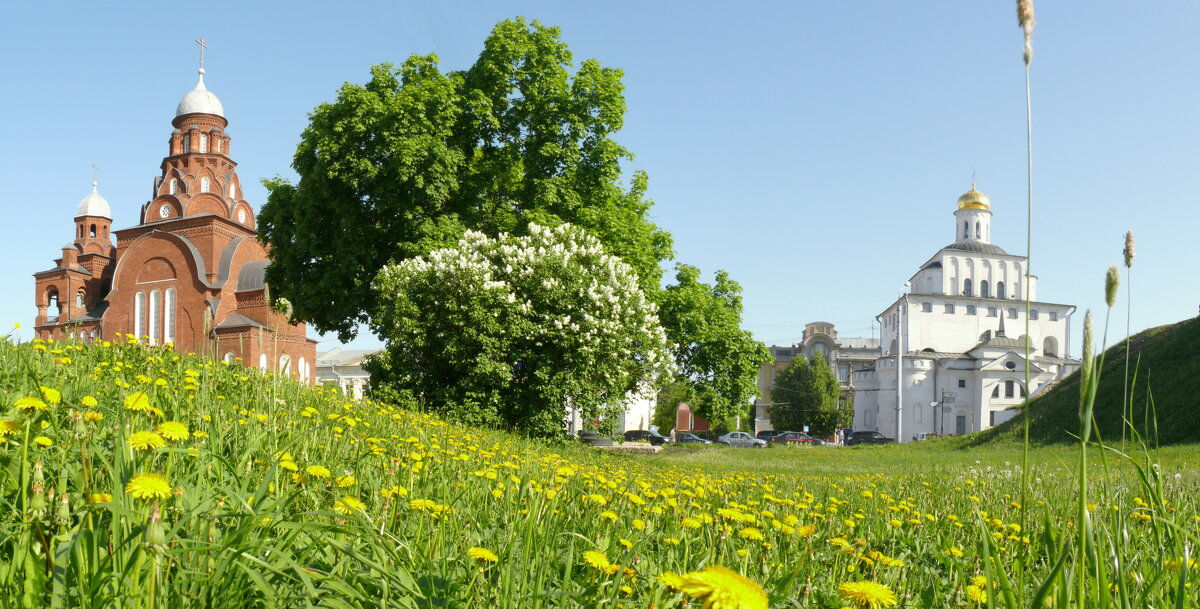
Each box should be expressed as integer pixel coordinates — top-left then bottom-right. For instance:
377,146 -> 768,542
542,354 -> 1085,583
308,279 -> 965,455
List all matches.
851,186 -> 1079,441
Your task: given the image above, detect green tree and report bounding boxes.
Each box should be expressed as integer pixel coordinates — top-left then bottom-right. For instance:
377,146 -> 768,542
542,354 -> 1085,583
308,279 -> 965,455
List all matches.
652,379 -> 695,432
365,224 -> 671,438
258,18 -> 672,342
657,264 -> 772,425
769,354 -> 842,435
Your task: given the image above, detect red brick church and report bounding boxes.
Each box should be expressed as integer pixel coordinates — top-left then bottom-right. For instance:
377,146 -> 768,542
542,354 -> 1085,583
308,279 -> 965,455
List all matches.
32,62 -> 317,382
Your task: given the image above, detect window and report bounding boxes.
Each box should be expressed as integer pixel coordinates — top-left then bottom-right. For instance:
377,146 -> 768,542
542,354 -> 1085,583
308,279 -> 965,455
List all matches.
89,224 -> 97,237
921,302 -> 932,313
963,278 -> 972,296
228,182 -> 237,199
201,177 -> 210,193
1005,380 -> 1015,398
944,304 -> 955,314
975,222 -> 981,239
989,411 -> 996,427
1043,336 -> 1058,356
183,134 -> 190,153
980,280 -> 990,298
164,288 -> 175,344
958,379 -> 967,388
259,353 -> 268,370
963,221 -> 969,239
1029,309 -> 1039,320
134,291 -> 145,339
76,291 -> 85,308
997,281 -> 1006,299
1049,311 -> 1058,321
279,355 -> 291,376
992,385 -> 1000,398
199,133 -> 208,153
1008,308 -> 1018,319
987,307 -> 997,317
223,352 -> 235,363
215,137 -> 221,153
299,357 -> 308,382
966,305 -> 976,315
148,290 -> 161,345
169,178 -> 178,195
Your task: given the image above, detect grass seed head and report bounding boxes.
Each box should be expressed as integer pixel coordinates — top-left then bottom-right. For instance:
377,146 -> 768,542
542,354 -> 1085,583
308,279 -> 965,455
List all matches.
1105,266 -> 1120,308
1123,230 -> 1135,268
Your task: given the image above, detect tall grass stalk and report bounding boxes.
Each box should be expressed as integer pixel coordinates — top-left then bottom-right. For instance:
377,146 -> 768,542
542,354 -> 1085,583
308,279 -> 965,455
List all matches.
1017,1 -> 1036,602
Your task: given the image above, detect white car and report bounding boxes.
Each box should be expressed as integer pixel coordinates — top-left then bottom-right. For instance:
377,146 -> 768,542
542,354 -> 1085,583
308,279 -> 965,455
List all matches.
717,431 -> 767,448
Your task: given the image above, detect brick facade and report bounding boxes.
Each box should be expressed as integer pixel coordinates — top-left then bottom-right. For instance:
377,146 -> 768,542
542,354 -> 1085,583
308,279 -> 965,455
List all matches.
33,70 -> 317,382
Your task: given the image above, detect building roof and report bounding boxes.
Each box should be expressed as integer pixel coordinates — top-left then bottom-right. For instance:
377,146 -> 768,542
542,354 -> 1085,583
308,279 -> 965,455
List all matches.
838,337 -> 880,349
942,240 -> 1009,255
317,348 -> 382,367
176,69 -> 224,117
76,182 -> 111,218
213,312 -> 268,330
236,260 -> 268,292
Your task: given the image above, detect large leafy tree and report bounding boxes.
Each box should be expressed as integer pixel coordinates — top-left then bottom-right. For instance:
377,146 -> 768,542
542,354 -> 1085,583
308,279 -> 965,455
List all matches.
365,224 -> 671,437
768,354 -> 842,435
657,264 -> 772,425
258,18 -> 672,341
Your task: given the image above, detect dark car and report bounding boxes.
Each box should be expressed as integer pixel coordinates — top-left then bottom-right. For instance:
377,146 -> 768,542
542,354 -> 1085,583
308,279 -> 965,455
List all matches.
845,431 -> 896,446
771,431 -> 824,446
756,430 -> 788,442
675,432 -> 711,444
624,429 -> 669,446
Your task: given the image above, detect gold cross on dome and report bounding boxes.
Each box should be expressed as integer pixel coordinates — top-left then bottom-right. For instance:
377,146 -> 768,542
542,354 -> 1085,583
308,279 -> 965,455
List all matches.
195,38 -> 209,69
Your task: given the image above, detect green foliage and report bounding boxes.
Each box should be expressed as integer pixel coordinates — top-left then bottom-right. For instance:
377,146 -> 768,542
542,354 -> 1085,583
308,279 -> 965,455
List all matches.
258,18 -> 672,341
768,354 -> 842,435
657,264 -> 770,425
366,224 -> 671,438
971,316 -> 1200,446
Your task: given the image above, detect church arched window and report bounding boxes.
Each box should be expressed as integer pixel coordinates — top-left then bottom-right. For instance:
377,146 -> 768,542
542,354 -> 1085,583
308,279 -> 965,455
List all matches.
90,329 -> 98,342
980,280 -> 990,298
228,182 -> 237,199
215,137 -> 222,153
183,135 -> 190,153
76,290 -> 85,308
199,133 -> 208,153
164,288 -> 176,345
963,221 -> 969,239
997,281 -> 1006,299
148,290 -> 161,345
992,384 -> 1000,398
201,177 -> 210,193
89,224 -> 97,237
134,291 -> 145,339
279,354 -> 292,376
1008,307 -> 1018,319
975,222 -> 981,239
963,278 -> 972,296
259,353 -> 268,370
224,352 -> 235,364
1043,336 -> 1058,356
299,356 -> 308,382
169,178 -> 178,195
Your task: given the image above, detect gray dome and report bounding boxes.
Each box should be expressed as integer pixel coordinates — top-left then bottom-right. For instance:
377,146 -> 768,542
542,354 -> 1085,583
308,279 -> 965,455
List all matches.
75,182 -> 111,218
236,260 -> 268,292
176,69 -> 224,117
943,240 -> 1008,255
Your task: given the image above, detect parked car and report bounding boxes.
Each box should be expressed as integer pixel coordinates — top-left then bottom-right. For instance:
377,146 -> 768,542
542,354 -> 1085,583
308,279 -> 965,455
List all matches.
624,429 -> 669,446
717,431 -> 767,448
755,430 -> 788,442
675,432 -> 711,444
770,431 -> 824,446
845,430 -> 896,446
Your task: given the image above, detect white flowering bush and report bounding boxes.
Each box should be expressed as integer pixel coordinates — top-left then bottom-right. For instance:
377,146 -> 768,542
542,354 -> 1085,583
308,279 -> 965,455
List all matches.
368,224 -> 672,437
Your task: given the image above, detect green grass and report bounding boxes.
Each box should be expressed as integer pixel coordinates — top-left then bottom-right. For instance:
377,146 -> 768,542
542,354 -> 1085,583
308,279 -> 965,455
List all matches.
2,333 -> 1198,608
968,315 -> 1200,447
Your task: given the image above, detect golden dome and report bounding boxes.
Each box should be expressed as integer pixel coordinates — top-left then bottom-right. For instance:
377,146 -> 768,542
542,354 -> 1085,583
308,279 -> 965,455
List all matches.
957,188 -> 990,210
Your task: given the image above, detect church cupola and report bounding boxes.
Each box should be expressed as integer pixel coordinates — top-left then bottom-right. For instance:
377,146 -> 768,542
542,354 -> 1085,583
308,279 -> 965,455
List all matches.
953,183 -> 993,244
74,168 -> 114,250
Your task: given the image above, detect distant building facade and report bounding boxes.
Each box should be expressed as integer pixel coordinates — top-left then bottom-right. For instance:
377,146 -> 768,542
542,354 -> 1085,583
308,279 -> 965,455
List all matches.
754,321 -> 880,433
851,187 -> 1079,440
316,348 -> 382,398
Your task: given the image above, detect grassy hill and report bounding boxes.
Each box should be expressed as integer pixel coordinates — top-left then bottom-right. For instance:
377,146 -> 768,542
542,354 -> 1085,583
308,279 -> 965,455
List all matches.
968,315 -> 1200,447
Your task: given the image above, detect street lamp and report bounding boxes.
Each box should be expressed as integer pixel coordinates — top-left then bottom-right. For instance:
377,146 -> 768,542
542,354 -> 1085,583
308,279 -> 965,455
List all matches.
896,281 -> 910,443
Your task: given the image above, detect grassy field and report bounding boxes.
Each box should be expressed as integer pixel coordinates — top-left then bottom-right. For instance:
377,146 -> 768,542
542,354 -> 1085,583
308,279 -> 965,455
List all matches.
1,333 -> 1197,608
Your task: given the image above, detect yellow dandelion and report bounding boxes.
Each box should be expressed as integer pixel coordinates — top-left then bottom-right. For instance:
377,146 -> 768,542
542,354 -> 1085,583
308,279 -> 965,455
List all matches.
583,550 -> 611,572
80,395 -> 98,407
34,436 -> 53,447
335,475 -> 356,488
970,575 -> 988,588
682,517 -> 703,529
0,419 -> 21,438
467,546 -> 499,563
409,498 -> 436,511
966,584 -> 987,604
128,431 -> 166,451
14,396 -> 48,412
837,581 -> 898,609
39,386 -> 62,405
155,421 -> 190,442
677,566 -> 769,609
600,510 -> 618,522
83,411 -> 103,422
124,392 -> 152,412
333,496 -> 366,515
306,465 -> 331,478
88,493 -> 113,504
658,571 -> 684,590
125,473 -> 172,501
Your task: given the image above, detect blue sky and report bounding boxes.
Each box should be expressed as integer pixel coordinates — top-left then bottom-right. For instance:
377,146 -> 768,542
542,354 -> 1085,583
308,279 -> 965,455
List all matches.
1,1 -> 1194,356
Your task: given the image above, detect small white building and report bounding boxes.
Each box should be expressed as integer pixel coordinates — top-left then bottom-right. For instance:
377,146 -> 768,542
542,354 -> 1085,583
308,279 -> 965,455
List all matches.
315,348 -> 382,399
851,187 -> 1079,440
564,384 -> 656,435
